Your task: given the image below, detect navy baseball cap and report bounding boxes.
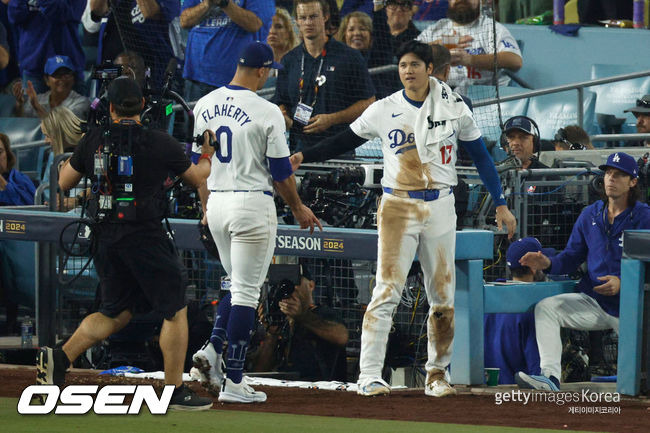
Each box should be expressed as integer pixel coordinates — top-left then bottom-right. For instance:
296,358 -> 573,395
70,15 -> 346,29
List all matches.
44,55 -> 75,75
504,117 -> 535,136
598,152 -> 638,178
238,41 -> 283,69
506,237 -> 555,269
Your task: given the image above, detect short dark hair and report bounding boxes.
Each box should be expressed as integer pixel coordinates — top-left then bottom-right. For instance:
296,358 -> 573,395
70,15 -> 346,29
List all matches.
295,0 -> 330,17
511,266 -> 533,280
396,40 -> 434,68
430,44 -> 451,74
112,101 -> 142,117
0,133 -> 17,172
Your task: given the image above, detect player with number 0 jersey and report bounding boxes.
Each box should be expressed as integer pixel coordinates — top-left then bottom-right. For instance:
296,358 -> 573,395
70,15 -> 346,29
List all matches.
191,42 -> 321,404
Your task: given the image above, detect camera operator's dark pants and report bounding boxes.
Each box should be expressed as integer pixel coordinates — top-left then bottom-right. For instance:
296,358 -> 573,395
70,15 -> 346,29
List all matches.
94,229 -> 186,320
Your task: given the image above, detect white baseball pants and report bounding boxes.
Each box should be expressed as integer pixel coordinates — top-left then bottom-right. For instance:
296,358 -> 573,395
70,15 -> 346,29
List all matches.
358,192 -> 457,383
534,292 -> 619,380
206,191 -> 277,308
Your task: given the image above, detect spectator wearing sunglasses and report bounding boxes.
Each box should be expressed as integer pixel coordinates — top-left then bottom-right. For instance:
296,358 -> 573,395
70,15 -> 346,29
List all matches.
624,95 -> 650,147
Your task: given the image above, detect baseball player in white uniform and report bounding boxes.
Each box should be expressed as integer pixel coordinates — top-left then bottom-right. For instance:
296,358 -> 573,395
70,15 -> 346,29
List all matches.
291,40 -> 516,397
416,0 -> 522,94
190,41 -> 321,404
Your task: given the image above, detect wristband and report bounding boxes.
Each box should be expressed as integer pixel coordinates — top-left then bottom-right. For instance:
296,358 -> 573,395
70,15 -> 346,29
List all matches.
199,153 -> 212,164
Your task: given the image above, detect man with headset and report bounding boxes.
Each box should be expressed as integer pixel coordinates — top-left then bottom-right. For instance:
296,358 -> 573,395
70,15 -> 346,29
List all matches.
502,116 -> 549,170
40,77 -> 214,411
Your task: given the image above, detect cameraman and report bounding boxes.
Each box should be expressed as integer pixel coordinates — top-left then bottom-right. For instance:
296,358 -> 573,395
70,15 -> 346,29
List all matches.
255,269 -> 349,382
40,76 -> 213,411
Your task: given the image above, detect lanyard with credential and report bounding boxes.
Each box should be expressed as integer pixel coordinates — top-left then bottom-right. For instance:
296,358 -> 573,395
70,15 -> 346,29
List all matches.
298,48 -> 326,107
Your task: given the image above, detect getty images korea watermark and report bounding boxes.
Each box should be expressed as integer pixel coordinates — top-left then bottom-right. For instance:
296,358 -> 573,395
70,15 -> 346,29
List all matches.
494,389 -> 622,414
17,385 -> 175,414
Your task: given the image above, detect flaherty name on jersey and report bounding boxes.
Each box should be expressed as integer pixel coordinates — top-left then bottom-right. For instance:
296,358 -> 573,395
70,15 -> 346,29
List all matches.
199,104 -> 252,127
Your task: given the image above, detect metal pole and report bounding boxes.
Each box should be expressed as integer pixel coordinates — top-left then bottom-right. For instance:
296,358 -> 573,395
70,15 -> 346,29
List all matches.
577,87 -> 584,129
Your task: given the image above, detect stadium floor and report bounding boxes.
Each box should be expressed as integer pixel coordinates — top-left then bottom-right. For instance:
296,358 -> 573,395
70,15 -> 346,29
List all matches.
0,365 -> 648,432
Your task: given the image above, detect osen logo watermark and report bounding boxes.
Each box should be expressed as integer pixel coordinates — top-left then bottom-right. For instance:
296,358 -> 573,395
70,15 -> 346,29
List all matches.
18,385 -> 174,415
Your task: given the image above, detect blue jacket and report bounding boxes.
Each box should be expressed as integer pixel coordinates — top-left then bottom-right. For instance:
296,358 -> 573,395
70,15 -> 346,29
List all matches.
0,169 -> 35,206
484,312 -> 540,384
549,200 -> 650,317
7,0 -> 85,81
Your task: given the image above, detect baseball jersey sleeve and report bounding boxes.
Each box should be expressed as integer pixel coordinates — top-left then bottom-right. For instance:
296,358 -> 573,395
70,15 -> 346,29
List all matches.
495,23 -> 521,56
191,100 -> 206,155
349,100 -> 380,140
457,108 -> 482,142
416,21 -> 444,43
265,105 -> 290,158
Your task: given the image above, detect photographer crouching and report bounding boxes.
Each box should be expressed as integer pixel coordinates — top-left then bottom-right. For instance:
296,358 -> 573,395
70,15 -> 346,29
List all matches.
39,77 -> 213,411
253,265 -> 349,382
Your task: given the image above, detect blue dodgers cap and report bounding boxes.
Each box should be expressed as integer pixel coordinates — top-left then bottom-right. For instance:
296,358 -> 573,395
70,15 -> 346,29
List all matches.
504,117 -> 535,136
506,237 -> 554,269
44,55 -> 76,75
238,41 -> 283,69
599,152 -> 638,178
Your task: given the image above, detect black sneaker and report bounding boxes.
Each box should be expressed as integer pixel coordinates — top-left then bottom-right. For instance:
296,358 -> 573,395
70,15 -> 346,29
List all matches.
36,347 -> 67,386
169,384 -> 213,411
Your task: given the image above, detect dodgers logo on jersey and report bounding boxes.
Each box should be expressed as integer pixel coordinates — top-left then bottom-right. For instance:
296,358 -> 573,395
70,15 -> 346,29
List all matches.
388,129 -> 414,149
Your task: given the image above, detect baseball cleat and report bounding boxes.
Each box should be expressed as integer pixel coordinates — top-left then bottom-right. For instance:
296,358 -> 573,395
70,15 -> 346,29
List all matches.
515,372 -> 560,391
218,378 -> 267,403
357,377 -> 391,396
36,347 -> 67,386
425,379 -> 457,397
169,384 -> 213,411
191,341 -> 224,396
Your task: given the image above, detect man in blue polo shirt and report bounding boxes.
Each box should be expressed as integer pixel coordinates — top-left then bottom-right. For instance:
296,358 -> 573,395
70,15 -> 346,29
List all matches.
180,0 -> 273,102
516,152 -> 650,391
89,0 -> 179,91
274,0 -> 375,153
8,0 -> 85,94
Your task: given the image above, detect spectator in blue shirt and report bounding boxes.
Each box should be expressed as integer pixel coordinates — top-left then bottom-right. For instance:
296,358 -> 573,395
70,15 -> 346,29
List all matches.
484,237 -> 550,384
180,0 -> 274,102
89,0 -> 180,91
274,0 -> 375,153
516,152 -> 650,392
0,133 -> 35,206
7,0 -> 85,95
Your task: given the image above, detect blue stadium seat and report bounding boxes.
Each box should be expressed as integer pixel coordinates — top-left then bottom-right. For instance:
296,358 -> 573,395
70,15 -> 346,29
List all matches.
0,117 -> 43,146
526,89 -> 597,140
0,94 -> 16,117
590,64 -> 650,129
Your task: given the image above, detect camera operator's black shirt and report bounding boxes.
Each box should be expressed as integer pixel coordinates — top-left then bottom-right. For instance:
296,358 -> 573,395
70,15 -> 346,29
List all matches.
286,305 -> 347,382
70,124 -> 190,241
